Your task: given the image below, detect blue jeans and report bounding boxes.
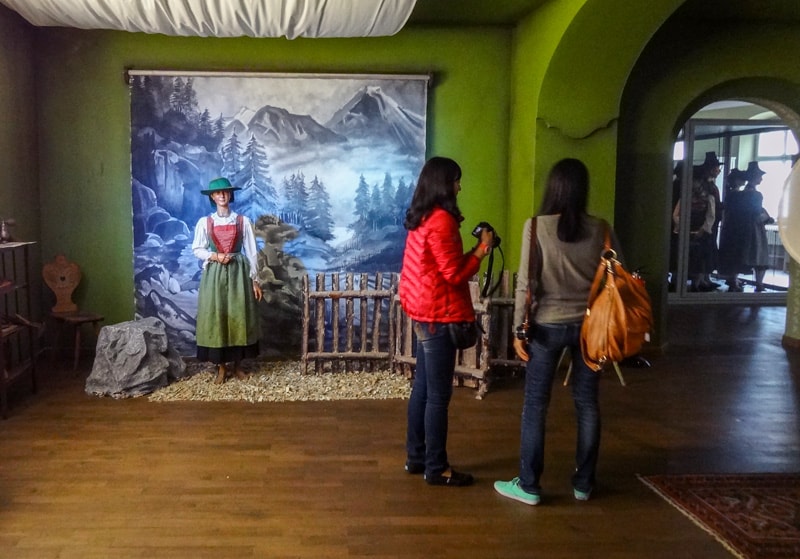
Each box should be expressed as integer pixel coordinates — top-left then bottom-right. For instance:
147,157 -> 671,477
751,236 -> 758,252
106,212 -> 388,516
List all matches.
518,321 -> 601,495
406,321 -> 456,477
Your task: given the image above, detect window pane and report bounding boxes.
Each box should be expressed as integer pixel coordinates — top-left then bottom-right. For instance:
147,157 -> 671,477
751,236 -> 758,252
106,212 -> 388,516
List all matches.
757,130 -> 786,157
788,133 -> 799,154
758,160 -> 790,218
673,142 -> 684,160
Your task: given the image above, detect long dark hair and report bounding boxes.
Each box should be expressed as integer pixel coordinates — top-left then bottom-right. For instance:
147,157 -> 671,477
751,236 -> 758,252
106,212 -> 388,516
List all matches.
404,156 -> 463,230
537,158 -> 589,243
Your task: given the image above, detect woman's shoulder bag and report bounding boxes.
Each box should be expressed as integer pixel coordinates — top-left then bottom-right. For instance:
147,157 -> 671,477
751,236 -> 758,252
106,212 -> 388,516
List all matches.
580,225 -> 653,371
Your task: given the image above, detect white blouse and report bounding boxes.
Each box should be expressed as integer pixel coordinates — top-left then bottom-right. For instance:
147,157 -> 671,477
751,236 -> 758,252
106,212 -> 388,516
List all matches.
192,211 -> 259,280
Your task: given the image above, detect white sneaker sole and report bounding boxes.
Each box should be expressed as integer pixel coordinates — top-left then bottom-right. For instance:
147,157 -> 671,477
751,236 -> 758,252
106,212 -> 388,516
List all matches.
494,483 -> 540,506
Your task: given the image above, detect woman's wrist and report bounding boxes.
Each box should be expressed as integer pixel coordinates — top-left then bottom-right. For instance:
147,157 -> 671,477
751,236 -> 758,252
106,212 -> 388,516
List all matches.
477,242 -> 491,255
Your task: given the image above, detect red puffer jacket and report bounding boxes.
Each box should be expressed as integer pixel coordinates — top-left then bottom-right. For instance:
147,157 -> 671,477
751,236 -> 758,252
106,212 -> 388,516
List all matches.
399,207 -> 481,323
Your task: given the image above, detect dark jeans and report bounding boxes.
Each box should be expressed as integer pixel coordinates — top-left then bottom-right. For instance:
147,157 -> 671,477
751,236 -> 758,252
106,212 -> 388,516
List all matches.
406,321 -> 456,477
518,321 -> 601,495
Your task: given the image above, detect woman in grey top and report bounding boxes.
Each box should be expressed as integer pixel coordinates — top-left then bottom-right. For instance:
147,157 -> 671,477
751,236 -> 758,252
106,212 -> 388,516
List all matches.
494,158 -> 621,506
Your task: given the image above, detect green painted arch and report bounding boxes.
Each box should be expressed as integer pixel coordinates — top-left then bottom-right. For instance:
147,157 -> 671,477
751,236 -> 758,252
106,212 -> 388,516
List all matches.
617,75 -> 800,248
673,78 -> 800,139
617,21 -> 800,342
621,22 -> 800,151
506,0 -> 684,258
537,0 -> 685,140
529,0 -> 686,234
535,5 -> 800,345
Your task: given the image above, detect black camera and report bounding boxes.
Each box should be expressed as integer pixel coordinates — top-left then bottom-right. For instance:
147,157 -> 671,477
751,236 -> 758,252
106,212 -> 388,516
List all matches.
472,222 -> 501,247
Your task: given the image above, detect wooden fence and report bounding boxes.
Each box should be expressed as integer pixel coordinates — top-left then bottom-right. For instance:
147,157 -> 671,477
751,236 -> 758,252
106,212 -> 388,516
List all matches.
301,272 -> 397,373
301,271 -> 525,398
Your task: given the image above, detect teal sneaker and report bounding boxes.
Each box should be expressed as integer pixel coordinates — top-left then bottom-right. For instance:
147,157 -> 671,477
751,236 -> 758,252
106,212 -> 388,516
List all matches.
573,488 -> 592,501
494,477 -> 540,506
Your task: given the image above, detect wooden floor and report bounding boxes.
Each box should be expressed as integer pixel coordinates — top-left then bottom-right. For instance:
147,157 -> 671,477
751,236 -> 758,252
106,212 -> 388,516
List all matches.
1,305 -> 798,558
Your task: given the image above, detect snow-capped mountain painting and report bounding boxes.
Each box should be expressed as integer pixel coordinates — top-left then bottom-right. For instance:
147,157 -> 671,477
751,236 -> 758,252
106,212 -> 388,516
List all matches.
129,72 -> 429,357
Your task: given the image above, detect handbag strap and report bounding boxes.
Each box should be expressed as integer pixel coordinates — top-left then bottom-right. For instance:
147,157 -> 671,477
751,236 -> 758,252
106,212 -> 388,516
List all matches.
523,216 -> 539,327
586,222 -> 615,307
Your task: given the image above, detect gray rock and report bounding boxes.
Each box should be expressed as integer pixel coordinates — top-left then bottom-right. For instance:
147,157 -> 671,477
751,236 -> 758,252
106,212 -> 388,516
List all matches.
86,317 -> 188,398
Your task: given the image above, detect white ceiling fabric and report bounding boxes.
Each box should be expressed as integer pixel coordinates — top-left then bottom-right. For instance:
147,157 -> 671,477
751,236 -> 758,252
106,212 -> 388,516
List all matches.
0,0 -> 417,39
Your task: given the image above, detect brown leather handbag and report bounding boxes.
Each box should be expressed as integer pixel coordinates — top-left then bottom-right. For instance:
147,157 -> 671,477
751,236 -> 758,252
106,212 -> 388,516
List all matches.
580,227 -> 653,371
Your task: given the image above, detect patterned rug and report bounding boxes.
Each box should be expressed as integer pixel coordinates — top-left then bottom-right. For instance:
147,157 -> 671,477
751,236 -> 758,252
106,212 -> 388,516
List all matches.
639,473 -> 800,559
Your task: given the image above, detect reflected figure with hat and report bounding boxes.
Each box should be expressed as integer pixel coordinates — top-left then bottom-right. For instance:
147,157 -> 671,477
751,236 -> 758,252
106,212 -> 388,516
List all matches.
740,162 -> 773,292
673,161 -> 717,291
717,168 -> 748,291
699,152 -> 724,289
191,177 -> 263,384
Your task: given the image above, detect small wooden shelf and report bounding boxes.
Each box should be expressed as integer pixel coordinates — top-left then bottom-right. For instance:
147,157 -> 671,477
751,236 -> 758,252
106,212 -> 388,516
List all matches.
1,242 -> 37,419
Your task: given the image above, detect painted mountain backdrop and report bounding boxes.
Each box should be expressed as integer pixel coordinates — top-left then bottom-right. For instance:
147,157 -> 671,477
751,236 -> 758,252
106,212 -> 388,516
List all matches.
129,73 -> 429,357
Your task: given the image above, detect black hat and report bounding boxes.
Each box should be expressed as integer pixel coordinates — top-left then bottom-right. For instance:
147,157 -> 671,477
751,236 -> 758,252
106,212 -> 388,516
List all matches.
702,151 -> 723,168
727,168 -> 747,182
745,162 -> 766,181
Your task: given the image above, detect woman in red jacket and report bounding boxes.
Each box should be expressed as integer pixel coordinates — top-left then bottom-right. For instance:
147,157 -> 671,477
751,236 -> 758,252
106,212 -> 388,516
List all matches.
399,156 -> 494,487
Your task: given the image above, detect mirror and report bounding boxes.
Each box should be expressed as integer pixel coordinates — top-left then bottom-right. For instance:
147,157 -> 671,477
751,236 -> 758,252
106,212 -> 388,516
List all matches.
670,104 -> 795,302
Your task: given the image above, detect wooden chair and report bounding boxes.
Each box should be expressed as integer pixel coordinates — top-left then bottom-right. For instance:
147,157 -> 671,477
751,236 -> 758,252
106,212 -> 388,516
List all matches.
42,255 -> 104,371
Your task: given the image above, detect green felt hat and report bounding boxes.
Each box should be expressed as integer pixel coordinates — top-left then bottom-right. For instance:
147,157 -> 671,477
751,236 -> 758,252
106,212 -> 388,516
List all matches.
201,177 -> 241,195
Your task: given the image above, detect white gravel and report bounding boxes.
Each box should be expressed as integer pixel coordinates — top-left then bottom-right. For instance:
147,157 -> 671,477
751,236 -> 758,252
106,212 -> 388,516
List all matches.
148,360 -> 412,403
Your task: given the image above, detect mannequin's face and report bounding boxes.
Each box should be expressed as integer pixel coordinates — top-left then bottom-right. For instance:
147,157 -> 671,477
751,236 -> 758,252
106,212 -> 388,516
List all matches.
212,190 -> 232,205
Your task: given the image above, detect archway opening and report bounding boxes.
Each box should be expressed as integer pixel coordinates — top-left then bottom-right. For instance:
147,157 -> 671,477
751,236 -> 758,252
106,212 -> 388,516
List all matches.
669,100 -> 798,302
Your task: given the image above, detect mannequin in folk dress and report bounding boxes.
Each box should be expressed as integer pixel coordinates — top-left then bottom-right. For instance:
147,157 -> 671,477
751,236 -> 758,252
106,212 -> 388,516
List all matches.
192,177 -> 263,384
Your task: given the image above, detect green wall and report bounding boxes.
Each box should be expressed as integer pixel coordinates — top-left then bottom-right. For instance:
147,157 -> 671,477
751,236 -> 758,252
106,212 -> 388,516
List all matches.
5,1 -> 799,347
505,0 -> 692,348
506,0 -> 584,258
0,8 -> 37,242
33,27 -> 512,325
0,7 -> 41,315
506,0 -> 682,259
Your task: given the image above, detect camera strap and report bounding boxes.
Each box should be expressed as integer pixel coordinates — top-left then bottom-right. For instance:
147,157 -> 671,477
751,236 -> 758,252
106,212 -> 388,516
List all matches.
480,244 -> 504,299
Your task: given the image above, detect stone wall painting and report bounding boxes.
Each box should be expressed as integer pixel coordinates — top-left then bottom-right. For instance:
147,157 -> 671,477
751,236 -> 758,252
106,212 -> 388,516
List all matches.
129,71 -> 429,357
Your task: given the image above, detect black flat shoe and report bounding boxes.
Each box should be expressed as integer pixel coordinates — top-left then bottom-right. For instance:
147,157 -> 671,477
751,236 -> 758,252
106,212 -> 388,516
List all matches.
405,461 -> 424,475
424,468 -> 474,487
